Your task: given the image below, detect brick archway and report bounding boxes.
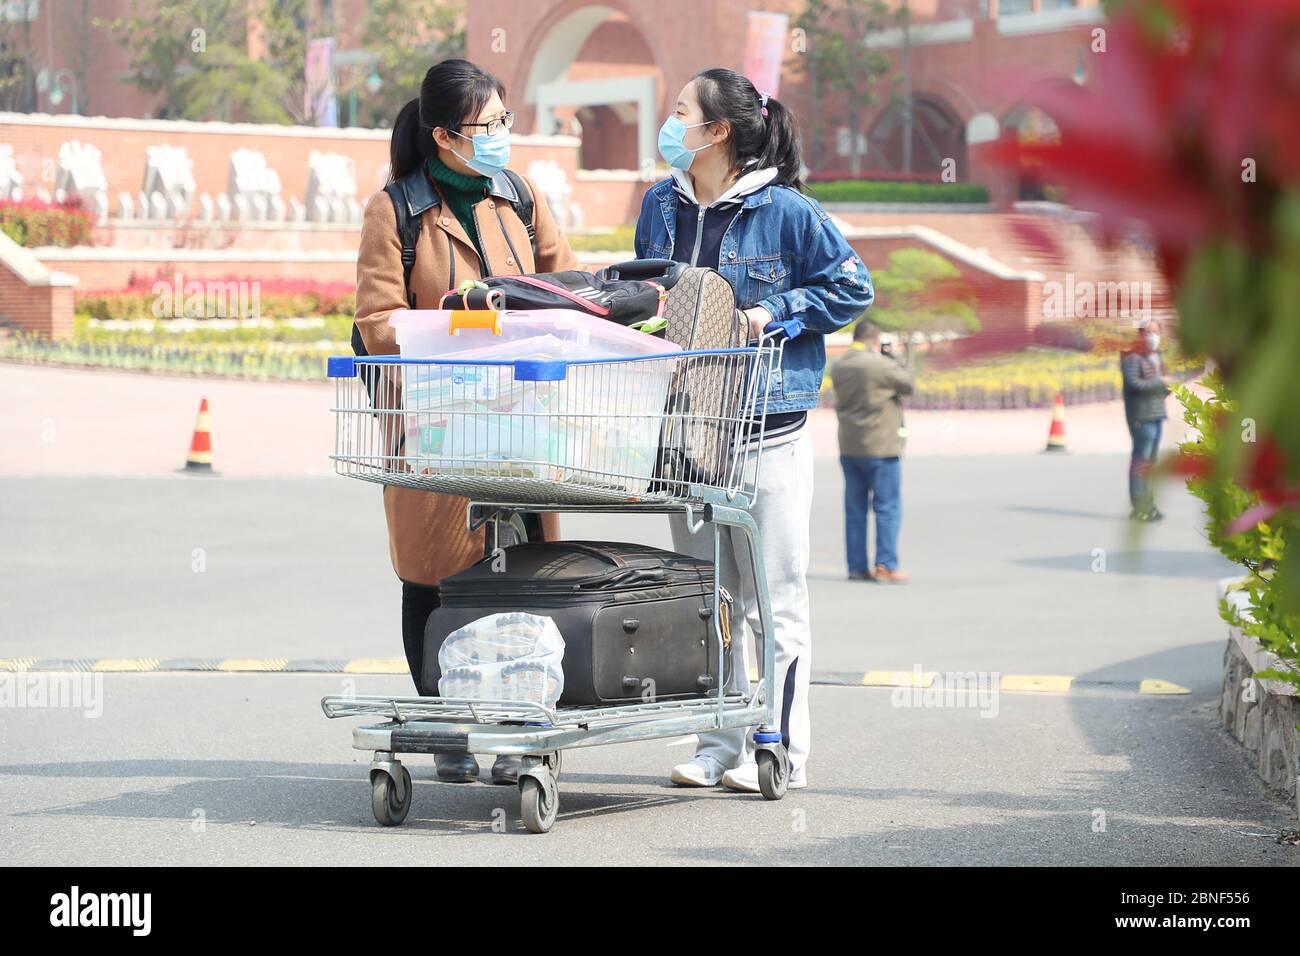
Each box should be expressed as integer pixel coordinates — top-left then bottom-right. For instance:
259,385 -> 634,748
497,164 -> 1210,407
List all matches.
517,2 -> 663,102
467,0 -> 719,169
522,1 -> 666,171
866,92 -> 967,179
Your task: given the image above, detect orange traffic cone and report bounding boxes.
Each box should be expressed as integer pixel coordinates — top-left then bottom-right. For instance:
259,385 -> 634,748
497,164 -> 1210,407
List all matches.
1044,392 -> 1067,452
184,398 -> 214,472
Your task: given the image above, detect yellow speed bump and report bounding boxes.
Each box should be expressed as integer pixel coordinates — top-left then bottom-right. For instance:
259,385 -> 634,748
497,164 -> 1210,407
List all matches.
217,659 -> 289,672
1139,679 -> 1190,695
92,658 -> 161,672
1001,674 -> 1074,694
0,658 -> 37,672
863,670 -> 936,688
343,659 -> 409,674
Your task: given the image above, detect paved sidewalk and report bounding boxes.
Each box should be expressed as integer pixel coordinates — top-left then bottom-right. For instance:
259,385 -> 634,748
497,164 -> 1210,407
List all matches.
0,456 -> 1293,864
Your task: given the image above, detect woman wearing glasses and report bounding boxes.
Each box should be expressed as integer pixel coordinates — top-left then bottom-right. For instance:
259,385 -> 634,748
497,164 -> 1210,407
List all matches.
353,58 -> 577,786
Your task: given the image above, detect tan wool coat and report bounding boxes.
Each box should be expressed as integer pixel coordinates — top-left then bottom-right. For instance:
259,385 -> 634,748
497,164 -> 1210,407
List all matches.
353,168 -> 578,586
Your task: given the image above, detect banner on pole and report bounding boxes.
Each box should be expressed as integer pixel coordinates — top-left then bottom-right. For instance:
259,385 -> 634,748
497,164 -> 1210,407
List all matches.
743,11 -> 789,98
305,37 -> 338,128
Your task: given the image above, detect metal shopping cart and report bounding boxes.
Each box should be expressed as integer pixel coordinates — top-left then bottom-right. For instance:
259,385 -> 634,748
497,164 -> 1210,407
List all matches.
321,333 -> 787,832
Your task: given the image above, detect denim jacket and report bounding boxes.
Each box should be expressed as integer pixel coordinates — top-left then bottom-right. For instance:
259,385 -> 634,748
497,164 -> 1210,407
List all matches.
634,177 -> 874,413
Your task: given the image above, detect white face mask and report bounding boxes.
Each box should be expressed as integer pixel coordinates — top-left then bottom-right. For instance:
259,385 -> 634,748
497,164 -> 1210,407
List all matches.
1144,333 -> 1161,350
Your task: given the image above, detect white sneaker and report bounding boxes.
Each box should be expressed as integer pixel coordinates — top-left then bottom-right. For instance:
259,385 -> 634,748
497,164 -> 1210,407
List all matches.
669,755 -> 726,787
721,761 -> 808,793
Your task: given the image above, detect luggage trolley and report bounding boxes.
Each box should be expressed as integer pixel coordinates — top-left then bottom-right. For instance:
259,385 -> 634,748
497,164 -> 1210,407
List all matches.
321,331 -> 788,832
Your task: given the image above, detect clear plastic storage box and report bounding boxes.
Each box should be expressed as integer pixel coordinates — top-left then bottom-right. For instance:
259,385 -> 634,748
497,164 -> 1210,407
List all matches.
391,309 -> 681,492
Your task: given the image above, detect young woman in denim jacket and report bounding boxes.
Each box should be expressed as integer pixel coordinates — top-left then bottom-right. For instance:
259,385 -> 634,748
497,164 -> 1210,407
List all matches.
635,68 -> 874,792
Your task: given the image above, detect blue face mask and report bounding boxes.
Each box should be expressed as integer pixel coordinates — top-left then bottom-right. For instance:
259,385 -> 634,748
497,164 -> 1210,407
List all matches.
448,126 -> 511,177
658,116 -> 713,170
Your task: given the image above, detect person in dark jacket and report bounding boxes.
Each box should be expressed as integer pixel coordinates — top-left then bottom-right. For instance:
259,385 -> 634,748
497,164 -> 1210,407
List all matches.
1120,318 -> 1172,521
830,320 -> 914,582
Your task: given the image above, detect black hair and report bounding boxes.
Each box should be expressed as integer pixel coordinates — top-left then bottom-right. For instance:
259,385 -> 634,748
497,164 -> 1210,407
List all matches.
853,319 -> 881,344
388,58 -> 506,182
691,67 -> 803,191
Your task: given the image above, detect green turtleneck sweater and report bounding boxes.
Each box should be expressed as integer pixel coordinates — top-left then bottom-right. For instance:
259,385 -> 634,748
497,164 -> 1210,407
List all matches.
426,154 -> 491,270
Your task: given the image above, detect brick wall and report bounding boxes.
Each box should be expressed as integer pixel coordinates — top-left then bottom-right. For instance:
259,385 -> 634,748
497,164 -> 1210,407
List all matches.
0,275 -> 74,338
34,254 -> 359,293
92,222 -> 363,253
0,234 -> 76,338
572,174 -> 653,230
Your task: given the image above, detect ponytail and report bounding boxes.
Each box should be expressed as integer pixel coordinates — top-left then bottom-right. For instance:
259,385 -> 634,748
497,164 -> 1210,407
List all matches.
692,67 -> 805,191
388,98 -> 429,182
386,59 -> 506,184
755,96 -> 803,191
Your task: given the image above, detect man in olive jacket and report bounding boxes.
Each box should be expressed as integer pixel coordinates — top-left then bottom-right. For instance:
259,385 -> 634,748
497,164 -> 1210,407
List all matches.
829,320 -> 914,583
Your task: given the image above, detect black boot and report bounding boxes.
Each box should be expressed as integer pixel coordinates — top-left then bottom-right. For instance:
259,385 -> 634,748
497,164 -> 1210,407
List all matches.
490,755 -> 522,786
435,752 -> 480,783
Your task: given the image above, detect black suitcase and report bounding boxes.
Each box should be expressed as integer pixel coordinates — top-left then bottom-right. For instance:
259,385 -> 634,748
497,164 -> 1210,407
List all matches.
423,541 -> 732,706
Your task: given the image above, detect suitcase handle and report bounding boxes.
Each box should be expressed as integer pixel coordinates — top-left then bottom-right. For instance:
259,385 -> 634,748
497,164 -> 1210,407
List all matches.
601,258 -> 686,288
573,567 -> 667,589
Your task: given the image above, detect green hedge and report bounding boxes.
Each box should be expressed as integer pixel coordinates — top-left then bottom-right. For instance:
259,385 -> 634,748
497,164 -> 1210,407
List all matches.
567,225 -> 636,253
806,181 -> 989,205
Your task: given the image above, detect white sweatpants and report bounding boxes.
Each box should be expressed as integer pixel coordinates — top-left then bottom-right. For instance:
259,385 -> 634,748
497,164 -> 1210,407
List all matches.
668,427 -> 814,778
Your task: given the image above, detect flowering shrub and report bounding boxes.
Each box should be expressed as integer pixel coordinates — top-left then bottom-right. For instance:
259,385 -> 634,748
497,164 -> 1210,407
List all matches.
76,277 -> 356,323
0,334 -> 333,382
0,198 -> 94,247
3,285 -> 355,380
73,313 -> 354,345
822,348 -> 1200,410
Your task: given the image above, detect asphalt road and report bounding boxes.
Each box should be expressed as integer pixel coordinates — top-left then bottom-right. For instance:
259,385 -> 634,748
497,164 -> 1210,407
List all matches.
2,454 -> 1296,865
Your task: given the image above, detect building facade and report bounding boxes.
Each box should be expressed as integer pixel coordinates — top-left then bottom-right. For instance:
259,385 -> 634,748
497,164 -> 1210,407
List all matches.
7,0 -> 1100,196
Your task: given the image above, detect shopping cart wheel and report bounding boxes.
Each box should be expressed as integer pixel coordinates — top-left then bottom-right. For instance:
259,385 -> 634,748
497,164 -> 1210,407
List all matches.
519,772 -> 559,834
756,745 -> 789,801
371,764 -> 412,827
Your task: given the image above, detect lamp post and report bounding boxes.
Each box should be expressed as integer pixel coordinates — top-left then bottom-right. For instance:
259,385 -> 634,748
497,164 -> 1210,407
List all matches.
349,68 -> 382,126
335,49 -> 382,128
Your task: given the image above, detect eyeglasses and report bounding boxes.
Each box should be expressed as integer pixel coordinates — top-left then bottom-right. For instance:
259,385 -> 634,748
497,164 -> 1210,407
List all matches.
460,111 -> 515,136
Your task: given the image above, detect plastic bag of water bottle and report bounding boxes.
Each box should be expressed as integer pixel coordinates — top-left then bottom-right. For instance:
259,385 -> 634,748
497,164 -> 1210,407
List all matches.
437,613 -> 565,708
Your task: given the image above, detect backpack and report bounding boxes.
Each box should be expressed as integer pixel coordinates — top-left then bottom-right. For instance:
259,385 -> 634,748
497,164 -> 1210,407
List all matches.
437,258 -> 687,330
349,166 -> 536,361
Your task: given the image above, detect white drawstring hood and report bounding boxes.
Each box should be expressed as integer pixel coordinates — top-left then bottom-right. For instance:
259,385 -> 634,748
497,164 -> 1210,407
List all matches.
670,164 -> 779,208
